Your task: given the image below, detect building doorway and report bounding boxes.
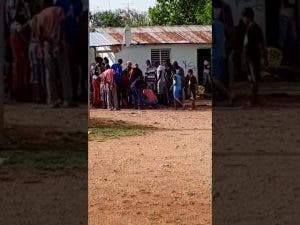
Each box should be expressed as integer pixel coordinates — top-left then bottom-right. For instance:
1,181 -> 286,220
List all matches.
197,48 -> 211,85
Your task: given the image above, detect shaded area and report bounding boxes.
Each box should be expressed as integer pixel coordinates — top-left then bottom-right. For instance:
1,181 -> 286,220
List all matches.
0,104 -> 88,225
89,118 -> 156,141
213,106 -> 300,225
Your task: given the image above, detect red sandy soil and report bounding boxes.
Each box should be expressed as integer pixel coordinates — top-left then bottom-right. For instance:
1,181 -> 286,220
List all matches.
89,107 -> 212,225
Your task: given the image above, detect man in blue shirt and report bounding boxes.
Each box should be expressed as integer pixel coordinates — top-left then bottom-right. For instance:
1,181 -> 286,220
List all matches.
54,0 -> 83,106
111,58 -> 123,108
212,7 -> 233,105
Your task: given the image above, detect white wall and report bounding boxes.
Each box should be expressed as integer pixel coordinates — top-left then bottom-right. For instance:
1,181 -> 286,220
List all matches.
98,44 -> 210,78
89,47 -> 95,65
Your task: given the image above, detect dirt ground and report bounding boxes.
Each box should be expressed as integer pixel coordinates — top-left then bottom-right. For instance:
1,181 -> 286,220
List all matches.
0,104 -> 87,225
213,105 -> 300,225
89,106 -> 212,225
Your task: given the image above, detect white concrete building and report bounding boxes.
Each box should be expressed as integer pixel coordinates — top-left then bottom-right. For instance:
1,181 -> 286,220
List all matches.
89,25 -> 212,84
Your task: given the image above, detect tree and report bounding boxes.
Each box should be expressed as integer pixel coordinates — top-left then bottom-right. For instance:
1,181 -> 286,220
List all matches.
89,9 -> 149,27
148,0 -> 212,26
196,0 -> 212,25
90,11 -> 121,27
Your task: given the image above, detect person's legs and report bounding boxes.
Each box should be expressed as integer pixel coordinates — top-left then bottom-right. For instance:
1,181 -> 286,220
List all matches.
116,85 -> 121,108
128,88 -> 133,108
44,43 -> 60,107
112,85 -> 118,109
102,90 -> 107,109
134,88 -> 141,109
247,59 -> 259,104
191,89 -> 196,109
106,88 -> 112,110
92,79 -> 100,108
44,68 -> 51,104
71,64 -> 79,104
58,42 -> 73,106
120,88 -> 126,108
279,15 -> 289,64
163,83 -> 169,106
131,87 -> 137,108
168,84 -> 173,103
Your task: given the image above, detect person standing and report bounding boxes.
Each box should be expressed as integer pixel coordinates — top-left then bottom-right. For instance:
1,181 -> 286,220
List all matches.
130,64 -> 143,109
165,59 -> 173,102
172,61 -> 184,99
55,0 -> 83,107
188,69 -> 198,109
241,7 -> 266,105
157,61 -> 168,106
28,6 -> 67,108
184,72 -> 191,100
120,61 -> 132,108
203,60 -> 211,93
8,0 -> 30,102
91,62 -> 101,108
101,65 -> 118,110
212,7 -> 232,104
111,58 -> 123,108
278,0 -> 298,65
172,69 -> 183,109
103,57 -> 110,68
144,59 -> 157,92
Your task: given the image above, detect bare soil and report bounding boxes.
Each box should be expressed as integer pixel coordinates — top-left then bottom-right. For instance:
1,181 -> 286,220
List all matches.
89,107 -> 212,225
0,104 -> 87,225
213,106 -> 300,225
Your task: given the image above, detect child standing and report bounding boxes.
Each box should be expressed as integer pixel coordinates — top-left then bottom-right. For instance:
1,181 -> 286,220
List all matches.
172,69 -> 183,109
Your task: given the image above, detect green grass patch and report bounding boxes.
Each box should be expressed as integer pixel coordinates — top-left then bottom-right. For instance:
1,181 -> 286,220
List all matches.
0,127 -> 87,172
89,118 -> 156,141
0,148 -> 87,170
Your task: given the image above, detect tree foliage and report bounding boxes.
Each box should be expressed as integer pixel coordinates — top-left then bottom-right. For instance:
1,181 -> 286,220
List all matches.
89,0 -> 212,27
148,0 -> 212,26
89,9 -> 149,27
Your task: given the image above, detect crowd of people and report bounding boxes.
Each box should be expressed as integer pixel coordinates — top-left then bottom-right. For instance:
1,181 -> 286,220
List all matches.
212,2 -> 267,106
90,57 -> 204,110
212,0 -> 299,106
3,0 -> 88,107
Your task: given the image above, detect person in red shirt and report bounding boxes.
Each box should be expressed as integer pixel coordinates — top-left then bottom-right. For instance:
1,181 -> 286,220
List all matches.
101,65 -> 119,110
90,61 -> 101,108
142,86 -> 158,107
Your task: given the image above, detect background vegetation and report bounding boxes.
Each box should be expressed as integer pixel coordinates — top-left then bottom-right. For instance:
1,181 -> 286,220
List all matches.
89,0 -> 212,27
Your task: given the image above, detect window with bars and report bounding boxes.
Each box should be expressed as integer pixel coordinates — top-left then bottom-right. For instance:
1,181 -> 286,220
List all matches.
151,49 -> 171,64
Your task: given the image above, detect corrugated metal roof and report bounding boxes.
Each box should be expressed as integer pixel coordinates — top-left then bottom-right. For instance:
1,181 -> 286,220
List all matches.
89,25 -> 212,47
89,32 -> 120,47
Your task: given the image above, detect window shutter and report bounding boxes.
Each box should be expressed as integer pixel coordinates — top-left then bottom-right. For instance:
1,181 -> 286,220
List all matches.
151,49 -> 171,64
151,49 -> 160,64
161,49 -> 170,62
